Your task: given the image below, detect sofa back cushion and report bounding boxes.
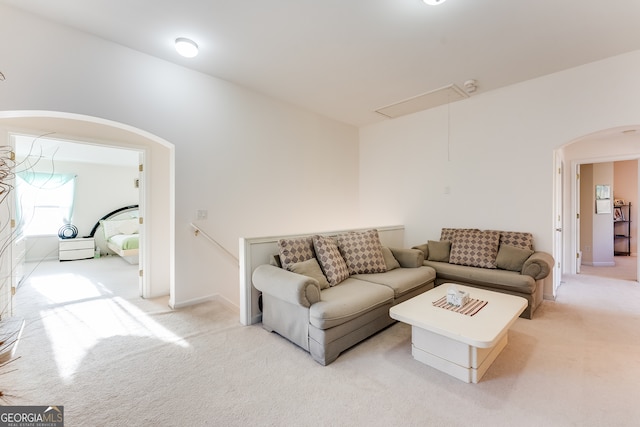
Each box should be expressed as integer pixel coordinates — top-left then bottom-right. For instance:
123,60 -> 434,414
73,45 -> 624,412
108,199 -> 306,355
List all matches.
278,236 -> 315,270
495,244 -> 534,272
313,235 -> 350,286
336,229 -> 387,275
289,257 -> 331,289
441,228 -> 478,243
427,240 -> 451,262
496,231 -> 534,250
381,247 -> 401,270
448,229 -> 500,269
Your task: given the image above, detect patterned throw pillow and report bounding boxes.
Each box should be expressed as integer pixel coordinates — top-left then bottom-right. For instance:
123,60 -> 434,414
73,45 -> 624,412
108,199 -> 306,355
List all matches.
497,231 -> 534,250
336,229 -> 387,275
449,229 -> 501,269
312,235 -> 350,286
440,228 -> 479,242
278,237 -> 315,270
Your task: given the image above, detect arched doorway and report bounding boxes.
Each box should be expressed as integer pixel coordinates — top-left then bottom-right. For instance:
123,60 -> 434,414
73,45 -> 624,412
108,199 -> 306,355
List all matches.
557,125 -> 640,284
0,111 -> 175,304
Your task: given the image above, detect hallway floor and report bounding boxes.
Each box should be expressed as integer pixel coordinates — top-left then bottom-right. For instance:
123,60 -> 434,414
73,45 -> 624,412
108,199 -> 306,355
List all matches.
580,255 -> 637,281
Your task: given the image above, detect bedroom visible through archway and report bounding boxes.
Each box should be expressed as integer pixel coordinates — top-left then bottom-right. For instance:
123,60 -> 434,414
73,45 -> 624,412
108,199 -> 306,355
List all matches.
13,134 -> 144,298
0,111 -> 175,308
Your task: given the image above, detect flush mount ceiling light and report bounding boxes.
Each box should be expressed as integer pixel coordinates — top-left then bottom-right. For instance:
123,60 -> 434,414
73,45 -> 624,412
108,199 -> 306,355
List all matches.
423,0 -> 447,5
175,37 -> 198,58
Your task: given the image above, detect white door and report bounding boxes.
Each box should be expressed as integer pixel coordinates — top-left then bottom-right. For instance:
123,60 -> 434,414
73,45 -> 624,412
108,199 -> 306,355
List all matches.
138,151 -> 145,297
553,153 -> 564,295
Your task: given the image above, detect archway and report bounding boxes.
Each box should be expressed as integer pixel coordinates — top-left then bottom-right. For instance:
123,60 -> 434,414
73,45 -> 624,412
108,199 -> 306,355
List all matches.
557,125 -> 640,284
0,111 -> 175,304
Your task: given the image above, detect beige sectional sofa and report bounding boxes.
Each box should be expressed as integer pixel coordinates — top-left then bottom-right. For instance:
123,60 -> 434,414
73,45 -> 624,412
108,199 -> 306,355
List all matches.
252,229 -> 436,365
413,228 -> 554,319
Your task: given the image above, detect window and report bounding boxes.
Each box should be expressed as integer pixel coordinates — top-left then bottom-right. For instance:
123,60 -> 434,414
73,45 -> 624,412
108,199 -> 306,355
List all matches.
16,172 -> 76,236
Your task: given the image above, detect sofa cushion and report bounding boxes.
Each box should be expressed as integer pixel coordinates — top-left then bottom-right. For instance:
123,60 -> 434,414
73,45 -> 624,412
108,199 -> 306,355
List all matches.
309,278 -> 394,329
313,235 -> 350,286
289,257 -> 331,289
440,228 -> 478,242
336,229 -> 387,275
381,246 -> 401,270
424,260 -> 536,294
449,229 -> 500,269
496,244 -> 534,272
427,240 -> 451,262
278,236 -> 315,270
352,266 -> 436,299
496,231 -> 534,250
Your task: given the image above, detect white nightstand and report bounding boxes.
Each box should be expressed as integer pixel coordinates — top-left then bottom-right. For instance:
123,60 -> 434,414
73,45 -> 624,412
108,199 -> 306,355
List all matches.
59,237 -> 95,261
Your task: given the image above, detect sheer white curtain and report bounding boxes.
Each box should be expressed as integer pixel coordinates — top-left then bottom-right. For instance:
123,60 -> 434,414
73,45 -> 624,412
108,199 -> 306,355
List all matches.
16,172 -> 77,236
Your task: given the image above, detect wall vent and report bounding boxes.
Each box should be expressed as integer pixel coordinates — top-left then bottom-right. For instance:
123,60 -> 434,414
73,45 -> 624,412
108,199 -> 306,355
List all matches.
375,84 -> 469,119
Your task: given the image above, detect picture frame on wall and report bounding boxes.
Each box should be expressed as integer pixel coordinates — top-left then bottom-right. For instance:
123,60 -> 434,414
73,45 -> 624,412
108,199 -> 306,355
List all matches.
595,184 -> 611,200
596,199 -> 611,214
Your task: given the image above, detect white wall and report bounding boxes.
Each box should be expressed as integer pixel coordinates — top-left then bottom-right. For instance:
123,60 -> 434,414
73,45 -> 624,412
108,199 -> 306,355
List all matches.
0,6 -> 360,309
592,163 -> 615,265
579,164 -> 594,265
360,49 -> 640,298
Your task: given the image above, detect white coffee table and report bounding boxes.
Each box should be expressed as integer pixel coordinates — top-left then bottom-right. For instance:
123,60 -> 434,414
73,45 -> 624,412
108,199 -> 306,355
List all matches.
389,284 -> 526,383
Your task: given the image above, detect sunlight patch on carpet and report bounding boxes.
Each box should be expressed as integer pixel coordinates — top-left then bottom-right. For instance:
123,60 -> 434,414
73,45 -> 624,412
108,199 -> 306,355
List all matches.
31,273 -> 108,304
33,274 -> 189,382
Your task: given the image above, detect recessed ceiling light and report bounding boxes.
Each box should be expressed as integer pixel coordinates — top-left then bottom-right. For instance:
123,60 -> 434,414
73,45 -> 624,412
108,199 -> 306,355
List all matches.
175,38 -> 198,58
423,0 -> 447,5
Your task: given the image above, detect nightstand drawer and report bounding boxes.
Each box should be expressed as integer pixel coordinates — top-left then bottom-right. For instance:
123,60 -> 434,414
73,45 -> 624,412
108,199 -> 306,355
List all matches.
59,248 -> 94,261
59,239 -> 94,251
59,237 -> 95,261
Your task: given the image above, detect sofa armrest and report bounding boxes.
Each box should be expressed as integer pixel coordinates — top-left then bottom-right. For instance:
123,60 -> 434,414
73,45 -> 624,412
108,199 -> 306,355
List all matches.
389,247 -> 425,268
252,264 -> 321,308
522,251 -> 554,280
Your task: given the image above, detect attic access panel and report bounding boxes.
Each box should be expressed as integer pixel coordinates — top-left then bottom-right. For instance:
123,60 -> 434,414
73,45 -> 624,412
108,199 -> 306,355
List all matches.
375,84 -> 469,119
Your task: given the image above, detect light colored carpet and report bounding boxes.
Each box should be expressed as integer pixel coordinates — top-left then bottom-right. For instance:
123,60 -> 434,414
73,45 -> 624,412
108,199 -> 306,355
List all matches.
4,256 -> 640,426
580,255 -> 637,281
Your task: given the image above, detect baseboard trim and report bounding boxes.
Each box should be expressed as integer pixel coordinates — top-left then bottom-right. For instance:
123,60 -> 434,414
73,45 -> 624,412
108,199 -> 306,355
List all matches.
212,295 -> 240,314
171,294 -> 240,313
591,261 -> 615,267
171,295 -> 214,309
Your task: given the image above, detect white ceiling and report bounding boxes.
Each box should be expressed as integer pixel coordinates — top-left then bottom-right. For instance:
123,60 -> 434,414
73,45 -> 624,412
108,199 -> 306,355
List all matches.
3,0 -> 640,126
